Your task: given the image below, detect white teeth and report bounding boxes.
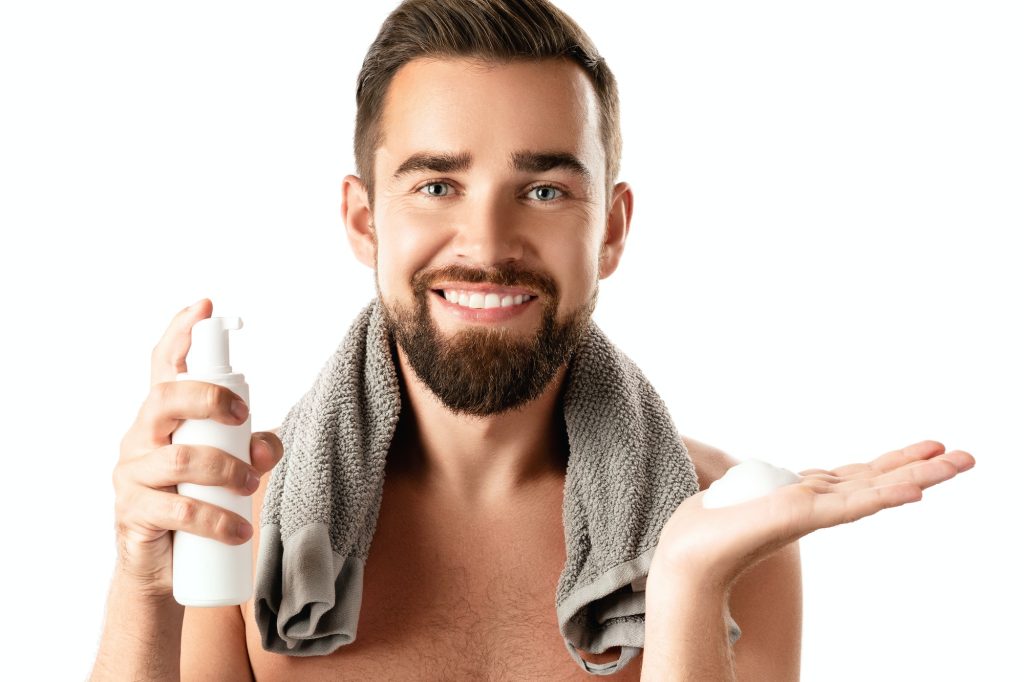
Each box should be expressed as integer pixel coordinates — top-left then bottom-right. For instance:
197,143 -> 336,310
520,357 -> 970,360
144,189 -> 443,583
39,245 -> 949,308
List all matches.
441,289 -> 533,309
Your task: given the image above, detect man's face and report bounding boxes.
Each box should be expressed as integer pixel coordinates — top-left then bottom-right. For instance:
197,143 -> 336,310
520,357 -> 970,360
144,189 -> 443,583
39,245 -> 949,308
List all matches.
368,57 -> 610,418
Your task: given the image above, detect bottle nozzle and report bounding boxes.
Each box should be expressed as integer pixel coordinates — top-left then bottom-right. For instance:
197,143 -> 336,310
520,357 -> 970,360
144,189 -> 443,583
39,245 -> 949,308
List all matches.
187,316 -> 242,375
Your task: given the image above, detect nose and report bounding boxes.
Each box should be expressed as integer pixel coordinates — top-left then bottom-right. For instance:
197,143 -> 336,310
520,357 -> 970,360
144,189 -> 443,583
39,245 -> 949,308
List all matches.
451,191 -> 525,267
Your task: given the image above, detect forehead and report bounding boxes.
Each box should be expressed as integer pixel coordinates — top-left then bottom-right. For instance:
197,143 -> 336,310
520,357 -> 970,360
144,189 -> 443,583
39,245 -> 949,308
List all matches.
377,56 -> 603,175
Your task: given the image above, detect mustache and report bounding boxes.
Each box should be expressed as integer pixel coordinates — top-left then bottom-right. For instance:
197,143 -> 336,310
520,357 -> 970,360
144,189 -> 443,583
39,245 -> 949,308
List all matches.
414,264 -> 557,298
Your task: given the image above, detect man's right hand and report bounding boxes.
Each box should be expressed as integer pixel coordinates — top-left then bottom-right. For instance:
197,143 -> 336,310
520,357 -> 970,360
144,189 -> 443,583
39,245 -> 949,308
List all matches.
111,298 -> 283,598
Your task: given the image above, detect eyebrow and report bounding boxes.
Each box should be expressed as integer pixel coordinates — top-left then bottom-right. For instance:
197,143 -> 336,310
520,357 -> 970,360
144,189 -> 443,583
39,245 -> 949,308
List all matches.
392,151 -> 471,179
391,149 -> 593,185
510,150 -> 593,184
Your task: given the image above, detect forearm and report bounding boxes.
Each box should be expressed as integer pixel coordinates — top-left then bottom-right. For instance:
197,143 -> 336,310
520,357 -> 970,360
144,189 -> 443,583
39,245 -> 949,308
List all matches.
90,570 -> 185,681
641,571 -> 736,682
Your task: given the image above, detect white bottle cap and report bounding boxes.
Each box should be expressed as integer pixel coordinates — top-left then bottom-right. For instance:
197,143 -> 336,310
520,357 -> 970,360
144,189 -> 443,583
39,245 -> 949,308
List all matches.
188,316 -> 243,375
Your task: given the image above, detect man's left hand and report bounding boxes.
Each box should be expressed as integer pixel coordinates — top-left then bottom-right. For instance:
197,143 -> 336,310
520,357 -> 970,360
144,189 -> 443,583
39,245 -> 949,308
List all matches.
649,440 -> 976,592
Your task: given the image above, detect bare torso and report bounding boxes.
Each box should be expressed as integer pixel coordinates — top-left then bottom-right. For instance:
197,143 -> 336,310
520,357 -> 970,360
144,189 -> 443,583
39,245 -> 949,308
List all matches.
241,445 -> 643,681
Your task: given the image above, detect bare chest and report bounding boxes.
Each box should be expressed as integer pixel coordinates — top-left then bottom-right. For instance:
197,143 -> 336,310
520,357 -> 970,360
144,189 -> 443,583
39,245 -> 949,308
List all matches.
243,475 -> 642,681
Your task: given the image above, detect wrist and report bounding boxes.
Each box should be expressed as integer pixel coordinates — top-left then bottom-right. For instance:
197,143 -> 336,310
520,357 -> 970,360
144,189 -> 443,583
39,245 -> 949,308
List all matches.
113,566 -> 178,606
647,563 -> 730,608
648,546 -> 733,599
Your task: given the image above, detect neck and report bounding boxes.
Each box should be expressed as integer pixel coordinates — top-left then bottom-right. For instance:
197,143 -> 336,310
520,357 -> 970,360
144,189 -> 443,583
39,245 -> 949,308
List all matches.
388,341 -> 570,505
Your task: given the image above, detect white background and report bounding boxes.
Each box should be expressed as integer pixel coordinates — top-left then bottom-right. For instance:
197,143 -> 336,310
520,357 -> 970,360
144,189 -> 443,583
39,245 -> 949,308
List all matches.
1,1 -> 1020,679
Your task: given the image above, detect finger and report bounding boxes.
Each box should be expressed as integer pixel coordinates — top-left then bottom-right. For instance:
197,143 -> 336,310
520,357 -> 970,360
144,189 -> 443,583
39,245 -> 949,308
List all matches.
798,468 -> 836,476
942,449 -> 977,472
832,452 -> 968,495
250,432 -> 284,475
862,440 -> 948,475
124,442 -> 261,497
798,440 -> 955,482
150,298 -> 211,387
874,454 -> 965,491
132,486 -> 253,545
821,441 -> 946,479
129,380 -> 249,453
811,482 -> 923,529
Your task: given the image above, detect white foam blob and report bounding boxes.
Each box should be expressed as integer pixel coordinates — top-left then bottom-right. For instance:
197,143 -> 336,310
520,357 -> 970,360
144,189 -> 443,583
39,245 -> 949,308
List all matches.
702,459 -> 802,509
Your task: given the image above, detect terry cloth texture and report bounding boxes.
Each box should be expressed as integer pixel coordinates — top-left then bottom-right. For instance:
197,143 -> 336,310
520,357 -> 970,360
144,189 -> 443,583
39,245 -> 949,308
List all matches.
253,296 -> 741,676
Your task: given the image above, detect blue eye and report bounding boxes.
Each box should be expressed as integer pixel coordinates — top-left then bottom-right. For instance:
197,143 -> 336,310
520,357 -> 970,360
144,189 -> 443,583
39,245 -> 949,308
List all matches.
415,182 -> 564,201
528,185 -> 563,202
418,182 -> 451,197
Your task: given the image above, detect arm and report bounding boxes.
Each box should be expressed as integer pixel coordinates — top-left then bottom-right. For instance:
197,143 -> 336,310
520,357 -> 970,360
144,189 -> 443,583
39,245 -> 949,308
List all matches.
728,541 -> 802,680
641,573 -> 736,682
90,570 -> 185,681
639,439 -> 804,681
640,542 -> 803,682
181,604 -> 255,681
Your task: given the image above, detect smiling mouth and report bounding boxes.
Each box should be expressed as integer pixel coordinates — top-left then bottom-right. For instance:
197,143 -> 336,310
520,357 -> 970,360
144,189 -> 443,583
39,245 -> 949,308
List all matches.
431,288 -> 537,310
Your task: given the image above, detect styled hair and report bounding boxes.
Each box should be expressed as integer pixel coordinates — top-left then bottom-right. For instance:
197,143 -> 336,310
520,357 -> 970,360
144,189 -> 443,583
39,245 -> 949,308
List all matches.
354,0 -> 621,212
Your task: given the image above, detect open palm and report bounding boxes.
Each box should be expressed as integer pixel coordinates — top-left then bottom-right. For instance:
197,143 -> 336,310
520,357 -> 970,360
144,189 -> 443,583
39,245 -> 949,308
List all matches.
652,440 -> 976,589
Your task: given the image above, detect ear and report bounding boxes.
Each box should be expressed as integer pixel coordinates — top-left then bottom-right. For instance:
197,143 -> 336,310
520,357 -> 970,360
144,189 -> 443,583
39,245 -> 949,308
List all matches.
342,174 -> 376,269
598,181 -> 633,280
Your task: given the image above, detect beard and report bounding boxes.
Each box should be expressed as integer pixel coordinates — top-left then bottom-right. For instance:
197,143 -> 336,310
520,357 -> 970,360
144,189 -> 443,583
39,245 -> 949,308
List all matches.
376,264 -> 598,419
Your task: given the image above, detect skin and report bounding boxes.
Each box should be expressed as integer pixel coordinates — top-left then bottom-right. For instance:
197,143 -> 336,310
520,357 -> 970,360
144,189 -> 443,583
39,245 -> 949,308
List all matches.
131,56 -> 976,681
341,56 -> 632,506
649,439 -> 977,594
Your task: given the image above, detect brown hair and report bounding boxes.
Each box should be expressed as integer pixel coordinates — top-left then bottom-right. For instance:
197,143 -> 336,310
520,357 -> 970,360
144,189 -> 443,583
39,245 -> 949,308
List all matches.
354,0 -> 621,212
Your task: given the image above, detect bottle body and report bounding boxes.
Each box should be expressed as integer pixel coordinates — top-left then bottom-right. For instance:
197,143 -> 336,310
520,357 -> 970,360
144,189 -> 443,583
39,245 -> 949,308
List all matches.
170,371 -> 253,606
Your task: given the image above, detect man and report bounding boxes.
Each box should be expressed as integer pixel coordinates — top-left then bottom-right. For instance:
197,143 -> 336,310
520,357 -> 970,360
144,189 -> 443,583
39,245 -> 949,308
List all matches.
185,1 -> 801,678
103,1 -> 981,680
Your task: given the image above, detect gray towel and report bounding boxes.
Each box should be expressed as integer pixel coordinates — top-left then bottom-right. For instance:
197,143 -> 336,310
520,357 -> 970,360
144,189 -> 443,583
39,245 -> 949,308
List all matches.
254,296 -> 741,675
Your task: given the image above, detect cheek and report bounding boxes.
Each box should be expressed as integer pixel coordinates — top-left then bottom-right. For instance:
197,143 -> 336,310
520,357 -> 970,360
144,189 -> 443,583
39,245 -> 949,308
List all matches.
374,213 -> 449,292
566,258 -> 599,308
545,233 -> 600,311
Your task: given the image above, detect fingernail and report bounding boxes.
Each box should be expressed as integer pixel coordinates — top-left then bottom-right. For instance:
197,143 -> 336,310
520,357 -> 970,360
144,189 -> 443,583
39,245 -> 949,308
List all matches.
256,436 -> 273,457
245,471 -> 260,492
236,522 -> 253,540
231,398 -> 249,422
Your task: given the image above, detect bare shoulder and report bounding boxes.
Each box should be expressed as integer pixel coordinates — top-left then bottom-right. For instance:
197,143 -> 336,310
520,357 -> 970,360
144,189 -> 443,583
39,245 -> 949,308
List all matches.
680,435 -> 741,491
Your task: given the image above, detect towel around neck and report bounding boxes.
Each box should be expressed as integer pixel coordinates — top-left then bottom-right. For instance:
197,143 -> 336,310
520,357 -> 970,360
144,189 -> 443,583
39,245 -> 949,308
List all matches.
253,296 -> 740,675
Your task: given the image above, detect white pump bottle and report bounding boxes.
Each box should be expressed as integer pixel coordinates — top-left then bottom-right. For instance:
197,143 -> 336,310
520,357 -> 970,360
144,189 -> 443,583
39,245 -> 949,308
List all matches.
170,316 -> 253,606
